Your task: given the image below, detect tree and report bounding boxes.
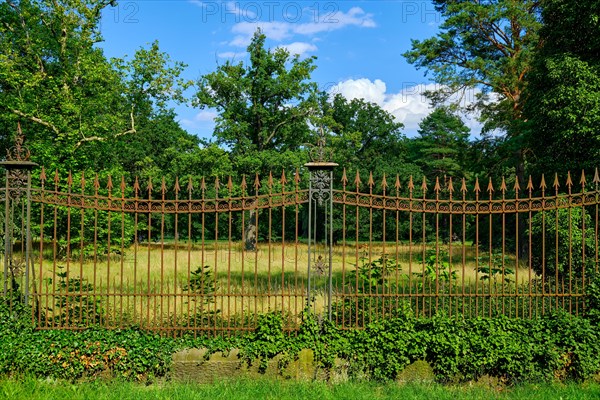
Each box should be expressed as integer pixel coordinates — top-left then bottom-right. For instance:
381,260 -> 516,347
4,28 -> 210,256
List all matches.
194,30 -> 319,177
320,94 -> 413,180
0,1 -> 189,173
523,0 -> 600,176
411,107 -> 470,182
403,0 -> 542,180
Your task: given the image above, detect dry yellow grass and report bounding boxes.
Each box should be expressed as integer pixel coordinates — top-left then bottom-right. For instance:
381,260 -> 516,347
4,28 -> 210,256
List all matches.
25,240 -> 541,326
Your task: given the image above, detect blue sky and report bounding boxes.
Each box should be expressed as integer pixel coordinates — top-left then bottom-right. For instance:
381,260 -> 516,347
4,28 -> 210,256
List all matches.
98,1 -> 482,139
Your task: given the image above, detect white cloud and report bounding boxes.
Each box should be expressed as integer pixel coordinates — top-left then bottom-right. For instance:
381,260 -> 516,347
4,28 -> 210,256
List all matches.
277,42 -> 318,57
333,79 -> 485,137
180,109 -> 218,130
228,7 -> 375,47
217,51 -> 247,59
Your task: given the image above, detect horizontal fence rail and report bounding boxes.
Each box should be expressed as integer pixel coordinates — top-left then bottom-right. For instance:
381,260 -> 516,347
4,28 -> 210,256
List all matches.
1,166 -> 599,333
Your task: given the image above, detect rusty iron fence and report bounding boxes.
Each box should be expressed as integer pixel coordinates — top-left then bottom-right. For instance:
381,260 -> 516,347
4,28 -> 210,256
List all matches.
1,137 -> 599,333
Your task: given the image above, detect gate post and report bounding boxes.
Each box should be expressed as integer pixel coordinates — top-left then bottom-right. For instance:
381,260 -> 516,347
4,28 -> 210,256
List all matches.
1,124 -> 37,304
304,130 -> 337,320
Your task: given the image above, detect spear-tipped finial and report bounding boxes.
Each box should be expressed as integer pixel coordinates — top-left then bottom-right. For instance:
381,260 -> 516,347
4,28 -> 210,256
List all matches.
474,177 -> 481,194
447,177 -> 454,194
540,174 -> 546,191
527,176 -> 534,192
594,168 -> 600,185
368,171 -> 375,189
133,176 -> 140,194
254,173 -> 261,190
580,170 -> 587,188
500,177 -> 507,194
486,177 -> 494,194
93,173 -> 100,191
187,177 -> 194,193
408,175 -> 415,191
294,168 -> 301,185
227,175 -> 233,192
341,168 -> 348,186
381,173 -> 388,191
433,176 -> 441,193
566,171 -> 573,189
146,177 -> 153,193
354,169 -> 362,188
280,170 -> 288,186
268,171 -> 274,188
120,176 -> 126,194
174,177 -> 181,194
514,176 -> 521,193
80,172 -> 86,190
461,178 -> 467,194
67,171 -> 73,187
553,173 -> 560,190
395,174 -> 401,191
107,175 -> 114,191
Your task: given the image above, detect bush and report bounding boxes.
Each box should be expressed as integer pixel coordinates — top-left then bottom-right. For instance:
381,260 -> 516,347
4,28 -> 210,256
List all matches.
529,208 -> 595,282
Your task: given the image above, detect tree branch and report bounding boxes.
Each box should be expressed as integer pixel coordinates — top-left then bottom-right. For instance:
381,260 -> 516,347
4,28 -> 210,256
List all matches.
11,109 -> 60,136
75,111 -> 136,148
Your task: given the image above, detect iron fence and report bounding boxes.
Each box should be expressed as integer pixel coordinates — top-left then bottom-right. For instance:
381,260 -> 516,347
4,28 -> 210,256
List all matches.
1,136 -> 598,333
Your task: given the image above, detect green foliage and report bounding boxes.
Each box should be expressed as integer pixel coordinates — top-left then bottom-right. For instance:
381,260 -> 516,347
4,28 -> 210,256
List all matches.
411,107 -> 471,180
476,252 -> 514,283
347,254 -> 402,293
415,249 -> 458,286
45,266 -> 103,326
194,29 -> 317,177
528,208 -> 595,281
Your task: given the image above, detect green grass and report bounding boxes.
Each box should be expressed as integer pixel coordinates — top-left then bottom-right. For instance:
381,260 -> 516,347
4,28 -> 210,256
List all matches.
1,377 -> 600,400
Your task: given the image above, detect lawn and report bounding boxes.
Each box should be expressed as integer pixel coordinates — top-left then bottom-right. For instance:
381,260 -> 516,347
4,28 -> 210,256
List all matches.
1,377 -> 599,400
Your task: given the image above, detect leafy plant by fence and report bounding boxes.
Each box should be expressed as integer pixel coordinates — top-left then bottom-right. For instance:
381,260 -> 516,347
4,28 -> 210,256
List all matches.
1,160 -> 599,332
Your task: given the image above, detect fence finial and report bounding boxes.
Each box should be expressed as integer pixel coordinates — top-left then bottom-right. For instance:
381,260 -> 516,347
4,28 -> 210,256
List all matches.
553,173 -> 560,191
566,171 -> 573,189
121,176 -> 127,195
474,177 -> 481,194
107,175 -> 114,192
527,175 -> 534,192
513,176 -> 520,193
227,175 -> 233,192
80,171 -> 86,190
461,177 -> 467,195
594,168 -> 600,185
133,176 -> 140,195
500,177 -> 507,194
187,176 -> 194,193
487,177 -> 494,194
354,169 -> 362,189
447,177 -> 454,194
395,174 -> 401,191
421,176 -> 428,193
408,175 -> 414,192
240,175 -> 247,191
368,171 -> 374,189
294,168 -> 301,185
433,176 -> 441,194
280,170 -> 287,186
341,168 -> 348,186
268,171 -> 273,189
381,173 -> 388,191
540,174 -> 546,191
580,170 -> 586,188
254,173 -> 261,191
174,176 -> 181,194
